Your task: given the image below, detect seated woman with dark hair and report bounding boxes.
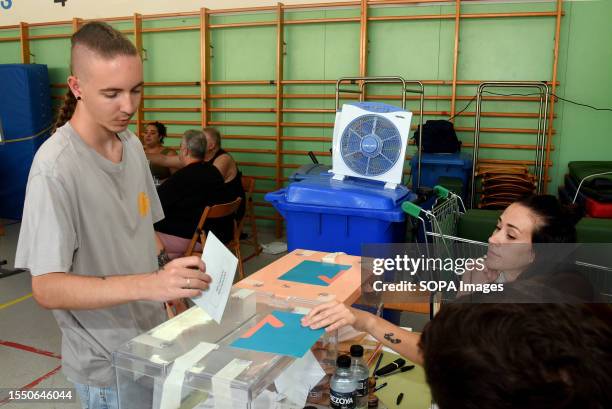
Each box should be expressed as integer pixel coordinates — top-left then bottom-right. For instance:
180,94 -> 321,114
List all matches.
142,121 -> 177,182
460,194 -> 589,295
201,127 -> 245,220
301,194 -> 590,366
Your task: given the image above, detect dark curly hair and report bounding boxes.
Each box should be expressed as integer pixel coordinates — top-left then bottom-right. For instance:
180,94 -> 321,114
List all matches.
420,302 -> 612,409
147,121 -> 167,144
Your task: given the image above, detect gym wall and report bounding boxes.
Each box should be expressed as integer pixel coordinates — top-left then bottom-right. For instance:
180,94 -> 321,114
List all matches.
1,0 -> 611,228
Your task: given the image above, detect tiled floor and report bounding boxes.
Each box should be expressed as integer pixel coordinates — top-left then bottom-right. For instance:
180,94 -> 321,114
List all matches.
0,219 -> 74,408
0,219 -> 428,409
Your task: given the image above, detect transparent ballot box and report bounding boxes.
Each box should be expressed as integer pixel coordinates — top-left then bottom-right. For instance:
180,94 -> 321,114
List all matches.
113,290 -> 337,409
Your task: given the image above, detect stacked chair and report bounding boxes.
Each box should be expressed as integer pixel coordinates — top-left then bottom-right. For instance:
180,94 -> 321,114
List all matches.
477,165 -> 536,209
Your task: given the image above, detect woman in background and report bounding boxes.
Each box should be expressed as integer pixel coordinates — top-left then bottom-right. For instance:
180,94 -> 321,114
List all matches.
202,127 -> 245,220
143,121 -> 176,182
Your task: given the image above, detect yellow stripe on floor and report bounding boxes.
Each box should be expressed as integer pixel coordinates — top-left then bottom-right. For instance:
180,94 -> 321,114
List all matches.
0,293 -> 33,310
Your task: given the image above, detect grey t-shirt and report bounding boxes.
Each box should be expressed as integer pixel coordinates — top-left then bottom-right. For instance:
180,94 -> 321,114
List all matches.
15,122 -> 167,387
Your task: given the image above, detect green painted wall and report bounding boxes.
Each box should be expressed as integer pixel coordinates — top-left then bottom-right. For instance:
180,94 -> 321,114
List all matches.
553,0 -> 612,191
1,1 -> 610,224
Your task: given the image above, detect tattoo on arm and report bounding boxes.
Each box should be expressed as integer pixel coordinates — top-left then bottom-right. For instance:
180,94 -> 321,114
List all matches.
384,332 -> 401,344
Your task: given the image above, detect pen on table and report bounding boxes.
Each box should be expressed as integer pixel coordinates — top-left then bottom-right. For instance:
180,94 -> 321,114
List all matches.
373,382 -> 388,393
377,365 -> 415,378
396,392 -> 404,405
374,358 -> 406,377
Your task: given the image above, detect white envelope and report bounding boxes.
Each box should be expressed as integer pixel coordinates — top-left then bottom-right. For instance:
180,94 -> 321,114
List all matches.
192,231 -> 238,323
274,350 -> 325,408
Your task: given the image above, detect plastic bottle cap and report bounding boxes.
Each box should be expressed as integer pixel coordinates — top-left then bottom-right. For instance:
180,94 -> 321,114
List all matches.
350,345 -> 364,357
337,354 -> 352,368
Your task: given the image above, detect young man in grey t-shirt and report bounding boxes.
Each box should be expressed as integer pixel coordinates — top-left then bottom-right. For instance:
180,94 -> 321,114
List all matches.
15,22 -> 211,409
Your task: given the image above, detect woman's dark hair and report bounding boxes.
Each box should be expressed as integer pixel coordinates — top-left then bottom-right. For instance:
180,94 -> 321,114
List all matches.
419,302 -> 612,409
511,195 -> 592,298
515,194 -> 581,243
511,195 -> 582,283
54,21 -> 139,132
147,121 -> 167,144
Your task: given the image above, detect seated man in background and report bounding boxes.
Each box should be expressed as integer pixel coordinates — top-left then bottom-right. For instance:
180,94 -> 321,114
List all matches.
419,299 -> 612,409
146,127 -> 246,220
155,129 -> 234,259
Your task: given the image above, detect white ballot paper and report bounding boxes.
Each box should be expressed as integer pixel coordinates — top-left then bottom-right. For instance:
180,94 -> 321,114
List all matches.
192,231 -> 238,323
274,350 -> 325,407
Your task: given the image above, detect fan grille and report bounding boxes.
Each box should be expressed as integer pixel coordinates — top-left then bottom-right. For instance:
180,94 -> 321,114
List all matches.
340,114 -> 402,176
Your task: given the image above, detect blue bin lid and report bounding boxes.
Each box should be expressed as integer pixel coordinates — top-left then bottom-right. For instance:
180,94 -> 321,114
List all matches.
284,177 -> 411,210
289,164 -> 332,182
410,152 -> 472,167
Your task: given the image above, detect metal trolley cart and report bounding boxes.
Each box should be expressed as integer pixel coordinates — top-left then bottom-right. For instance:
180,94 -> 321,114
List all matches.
401,186 -> 488,313
403,187 -> 612,304
402,185 -> 479,248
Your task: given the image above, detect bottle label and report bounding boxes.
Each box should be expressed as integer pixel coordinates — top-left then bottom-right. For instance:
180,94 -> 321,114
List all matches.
330,390 -> 356,409
355,378 -> 368,397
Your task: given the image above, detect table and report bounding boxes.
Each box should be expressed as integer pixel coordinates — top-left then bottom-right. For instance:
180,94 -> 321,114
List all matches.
232,249 -> 432,408
371,352 -> 431,409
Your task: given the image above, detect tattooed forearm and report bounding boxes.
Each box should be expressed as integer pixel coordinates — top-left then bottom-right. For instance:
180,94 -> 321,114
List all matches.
384,332 -> 401,344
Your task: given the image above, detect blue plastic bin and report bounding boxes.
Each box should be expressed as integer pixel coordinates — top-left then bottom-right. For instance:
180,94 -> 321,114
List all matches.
410,152 -> 472,199
288,163 -> 332,183
265,177 -> 416,255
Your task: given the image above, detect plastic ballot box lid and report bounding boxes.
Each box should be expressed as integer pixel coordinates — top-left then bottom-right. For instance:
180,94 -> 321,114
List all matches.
234,250 -> 363,305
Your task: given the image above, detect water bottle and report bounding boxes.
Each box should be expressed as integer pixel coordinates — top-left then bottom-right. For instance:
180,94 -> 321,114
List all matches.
330,355 -> 357,409
350,345 -> 369,409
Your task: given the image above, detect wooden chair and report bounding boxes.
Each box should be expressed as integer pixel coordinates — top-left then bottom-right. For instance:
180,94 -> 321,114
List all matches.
184,197 -> 245,280
240,176 -> 262,261
165,197 -> 244,319
165,299 -> 189,319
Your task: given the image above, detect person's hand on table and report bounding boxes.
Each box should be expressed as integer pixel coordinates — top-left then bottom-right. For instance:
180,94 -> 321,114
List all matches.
301,301 -> 375,333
